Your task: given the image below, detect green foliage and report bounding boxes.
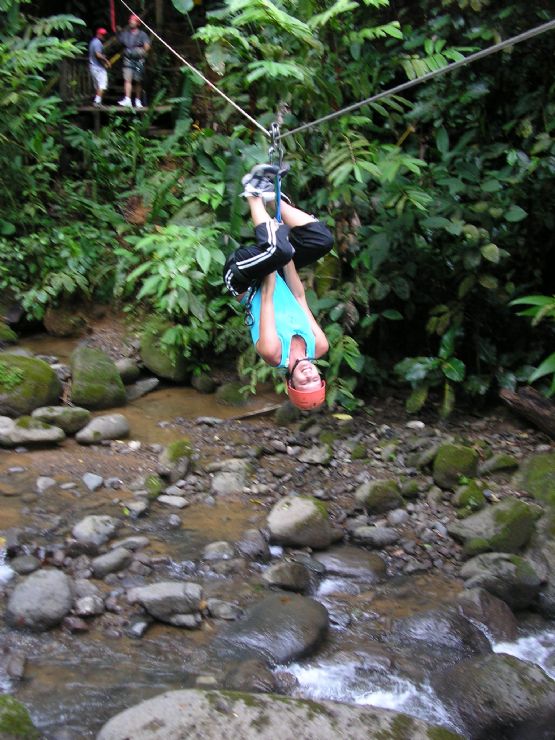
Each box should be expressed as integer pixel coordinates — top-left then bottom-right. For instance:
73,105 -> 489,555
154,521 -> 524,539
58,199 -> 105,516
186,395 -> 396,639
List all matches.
510,295 -> 555,396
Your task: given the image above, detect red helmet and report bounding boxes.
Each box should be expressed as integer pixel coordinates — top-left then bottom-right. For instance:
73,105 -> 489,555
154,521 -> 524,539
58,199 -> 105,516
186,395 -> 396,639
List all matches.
97,27 -> 108,36
287,379 -> 326,411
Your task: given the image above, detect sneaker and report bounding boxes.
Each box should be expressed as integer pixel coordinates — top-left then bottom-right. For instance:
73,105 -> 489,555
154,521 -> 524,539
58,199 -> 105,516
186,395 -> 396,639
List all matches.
134,98 -> 143,109
246,162 -> 290,182
93,100 -> 102,108
118,97 -> 132,107
240,174 -> 276,200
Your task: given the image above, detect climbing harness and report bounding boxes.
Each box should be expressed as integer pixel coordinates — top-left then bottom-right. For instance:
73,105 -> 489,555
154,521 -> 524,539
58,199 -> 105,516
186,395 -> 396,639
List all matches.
268,122 -> 285,222
115,1 -> 555,143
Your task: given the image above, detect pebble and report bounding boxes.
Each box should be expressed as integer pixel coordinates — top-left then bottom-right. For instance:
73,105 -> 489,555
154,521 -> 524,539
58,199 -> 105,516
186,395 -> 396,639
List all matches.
127,618 -> 151,639
203,541 -> 235,561
125,500 -> 149,517
105,477 -> 123,489
111,536 -> 150,552
167,514 -> 182,528
74,595 -> 105,617
387,509 -> 409,526
63,616 -> 90,633
158,495 -> 189,509
128,441 -> 141,451
406,420 -> 426,430
36,476 -> 56,494
82,473 -> 103,492
8,467 -> 25,474
10,555 -> 41,575
60,482 -> 77,490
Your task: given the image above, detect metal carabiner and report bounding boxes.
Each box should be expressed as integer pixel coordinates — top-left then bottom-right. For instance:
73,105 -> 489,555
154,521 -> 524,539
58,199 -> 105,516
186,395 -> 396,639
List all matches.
268,122 -> 283,167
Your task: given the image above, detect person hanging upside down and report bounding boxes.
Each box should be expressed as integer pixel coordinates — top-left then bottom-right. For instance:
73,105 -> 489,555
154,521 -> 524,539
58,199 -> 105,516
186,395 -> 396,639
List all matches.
223,164 -> 334,410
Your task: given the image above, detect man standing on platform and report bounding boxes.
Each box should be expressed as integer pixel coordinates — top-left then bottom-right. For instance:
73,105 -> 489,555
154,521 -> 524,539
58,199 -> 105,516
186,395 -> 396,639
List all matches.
117,14 -> 151,109
88,28 -> 110,107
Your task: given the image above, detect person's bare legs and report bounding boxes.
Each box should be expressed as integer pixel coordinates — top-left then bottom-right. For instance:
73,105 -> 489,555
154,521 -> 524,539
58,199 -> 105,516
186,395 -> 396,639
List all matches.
280,201 -> 316,228
135,83 -> 142,102
124,79 -> 132,98
247,196 -> 271,227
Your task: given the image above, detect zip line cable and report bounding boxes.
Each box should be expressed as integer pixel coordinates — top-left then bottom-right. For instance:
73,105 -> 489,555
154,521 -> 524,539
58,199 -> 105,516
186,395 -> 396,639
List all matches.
279,17 -> 555,140
115,1 -> 554,143
116,0 -> 271,137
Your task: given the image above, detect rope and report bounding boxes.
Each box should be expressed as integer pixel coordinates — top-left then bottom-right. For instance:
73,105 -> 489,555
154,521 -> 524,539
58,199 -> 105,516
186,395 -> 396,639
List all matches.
116,0 -> 270,137
279,18 -> 555,141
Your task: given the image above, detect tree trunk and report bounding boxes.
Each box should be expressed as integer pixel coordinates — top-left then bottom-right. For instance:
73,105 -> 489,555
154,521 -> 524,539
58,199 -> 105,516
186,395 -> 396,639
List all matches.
499,386 -> 555,438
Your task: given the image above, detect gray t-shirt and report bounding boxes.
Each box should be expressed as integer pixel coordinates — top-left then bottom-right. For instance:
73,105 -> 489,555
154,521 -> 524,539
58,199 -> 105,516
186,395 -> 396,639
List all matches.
118,29 -> 150,62
88,37 -> 104,68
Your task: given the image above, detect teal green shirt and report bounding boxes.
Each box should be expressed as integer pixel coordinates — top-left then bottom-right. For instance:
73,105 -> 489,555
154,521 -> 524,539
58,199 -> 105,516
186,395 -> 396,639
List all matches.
249,274 -> 315,368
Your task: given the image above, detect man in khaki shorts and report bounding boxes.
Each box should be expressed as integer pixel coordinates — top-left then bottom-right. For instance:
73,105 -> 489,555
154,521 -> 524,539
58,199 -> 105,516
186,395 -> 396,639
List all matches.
117,14 -> 151,109
88,28 -> 110,107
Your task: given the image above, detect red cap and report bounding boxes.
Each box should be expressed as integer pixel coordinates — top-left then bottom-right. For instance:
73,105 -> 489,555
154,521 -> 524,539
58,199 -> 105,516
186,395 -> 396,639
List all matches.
97,27 -> 108,36
129,14 -> 141,24
287,379 -> 326,411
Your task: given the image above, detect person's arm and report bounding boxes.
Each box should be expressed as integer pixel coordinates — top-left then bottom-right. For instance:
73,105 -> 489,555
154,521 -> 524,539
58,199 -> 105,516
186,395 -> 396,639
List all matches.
282,261 -> 329,358
255,273 -> 281,366
95,49 -> 111,67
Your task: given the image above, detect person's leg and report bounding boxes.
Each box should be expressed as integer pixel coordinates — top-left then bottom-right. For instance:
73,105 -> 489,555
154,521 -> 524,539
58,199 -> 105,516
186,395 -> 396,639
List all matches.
285,204 -> 334,270
134,81 -> 143,106
280,201 -> 316,228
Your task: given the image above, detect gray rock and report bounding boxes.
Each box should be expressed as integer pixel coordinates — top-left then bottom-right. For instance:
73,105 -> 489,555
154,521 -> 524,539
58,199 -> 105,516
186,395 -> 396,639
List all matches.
97,689 -> 460,740
389,605 -> 491,660
126,378 -> 160,402
217,593 -> 328,664
236,529 -> 270,563
115,358 -> 140,384
0,415 -> 65,447
125,500 -> 149,517
72,515 -> 119,549
387,508 -> 410,526
460,552 -> 542,610
267,495 -> 333,549
31,405 -> 91,434
203,541 -> 235,561
6,569 -> 73,631
76,414 -> 130,445
74,595 -> 105,616
206,599 -> 242,620
479,453 -> 519,475
262,562 -> 311,593
431,653 -> 555,739
10,555 -> 41,575
352,526 -> 400,547
36,476 -> 56,493
457,587 -> 518,642
314,546 -> 387,583
209,460 -> 251,495
355,479 -> 403,513
157,494 -> 189,508
91,548 -> 132,578
447,498 -> 537,556
223,659 -> 278,693
111,536 -> 150,551
157,438 -> 193,483
127,581 -> 202,626
82,473 -> 103,492
297,444 -> 332,465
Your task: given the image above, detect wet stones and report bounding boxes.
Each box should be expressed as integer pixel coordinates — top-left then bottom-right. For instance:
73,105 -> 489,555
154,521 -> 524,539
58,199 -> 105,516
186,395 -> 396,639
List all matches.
218,593 -> 329,664
236,529 -> 270,563
262,561 -> 311,593
6,569 -> 73,631
352,526 -> 400,547
460,552 -> 542,610
70,346 -> 126,410
456,587 -> 518,642
354,479 -> 403,514
76,414 -> 130,445
267,495 -> 333,549
71,515 -> 120,550
0,415 -> 65,447
313,545 -> 387,583
515,451 -> 555,506
91,548 -> 132,578
127,581 -> 203,628
157,437 -> 193,483
432,443 -> 479,489
208,458 -> 251,496
31,405 -> 91,434
431,653 -> 555,739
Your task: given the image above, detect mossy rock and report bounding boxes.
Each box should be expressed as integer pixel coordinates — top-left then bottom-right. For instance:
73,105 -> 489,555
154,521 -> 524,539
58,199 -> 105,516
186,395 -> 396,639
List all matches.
166,438 -> 193,463
453,481 -> 487,515
0,353 -> 61,417
448,498 -> 538,556
145,474 -> 164,500
43,305 -> 86,337
215,381 -> 247,407
350,442 -> 367,460
274,401 -> 301,426
0,321 -> 17,343
139,318 -> 187,382
31,405 -> 91,434
191,373 -> 216,394
479,453 -> 519,476
400,478 -> 421,499
70,346 -> 126,410
0,695 -> 40,739
515,452 -> 555,507
355,478 -> 403,514
433,443 -> 479,490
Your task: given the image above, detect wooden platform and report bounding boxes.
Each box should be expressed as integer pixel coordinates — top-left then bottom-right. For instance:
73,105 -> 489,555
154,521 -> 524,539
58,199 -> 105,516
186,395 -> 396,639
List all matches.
77,105 -> 173,113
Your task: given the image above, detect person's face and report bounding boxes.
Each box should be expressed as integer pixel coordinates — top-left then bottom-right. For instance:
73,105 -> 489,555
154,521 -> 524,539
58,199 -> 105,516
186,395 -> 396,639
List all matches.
129,18 -> 139,29
292,360 -> 321,391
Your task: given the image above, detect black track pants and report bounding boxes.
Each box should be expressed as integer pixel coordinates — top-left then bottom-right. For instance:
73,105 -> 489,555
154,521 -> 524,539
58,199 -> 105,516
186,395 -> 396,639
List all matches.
223,219 -> 334,296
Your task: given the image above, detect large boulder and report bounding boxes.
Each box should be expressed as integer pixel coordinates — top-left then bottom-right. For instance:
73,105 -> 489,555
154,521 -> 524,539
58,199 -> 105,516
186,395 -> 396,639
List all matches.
217,593 -> 329,664
433,443 -> 479,489
447,498 -> 537,555
0,695 -> 39,739
457,587 -> 518,642
0,416 -> 65,447
515,452 -> 555,506
127,582 -> 202,628
267,496 -> 333,549
75,414 -> 130,445
5,569 -> 73,631
388,606 -> 491,661
431,653 -> 555,739
460,552 -> 542,610
97,689 -> 463,740
70,346 -> 126,410
0,353 -> 61,417
314,545 -> 387,583
139,319 -> 187,382
31,405 -> 91,434
354,479 -> 402,513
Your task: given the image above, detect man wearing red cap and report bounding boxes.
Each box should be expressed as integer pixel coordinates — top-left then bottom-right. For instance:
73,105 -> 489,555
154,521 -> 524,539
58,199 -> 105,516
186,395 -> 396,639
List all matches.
88,28 -> 110,107
117,14 -> 151,109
